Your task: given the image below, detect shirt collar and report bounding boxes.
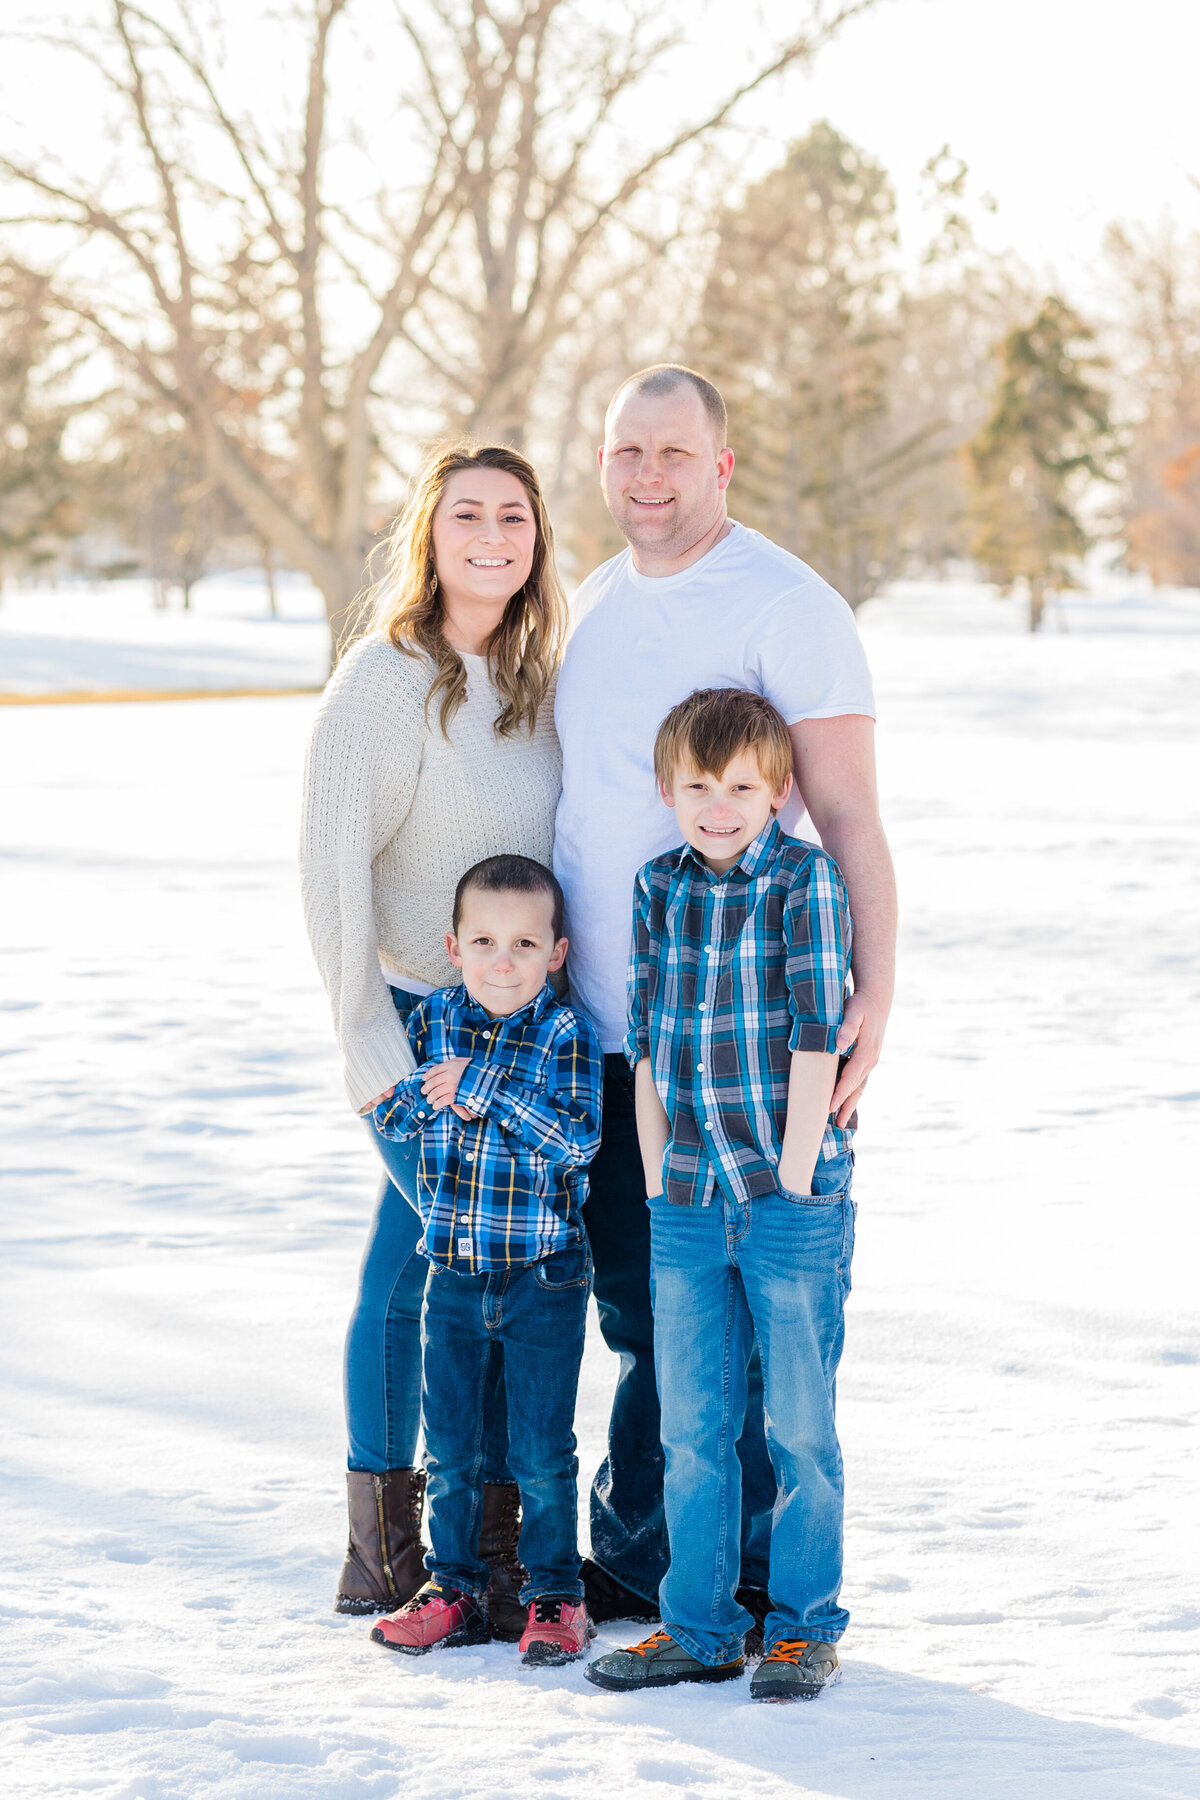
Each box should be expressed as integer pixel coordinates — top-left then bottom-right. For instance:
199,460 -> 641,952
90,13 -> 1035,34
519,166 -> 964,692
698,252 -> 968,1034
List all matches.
451,980 -> 556,1029
677,815 -> 785,884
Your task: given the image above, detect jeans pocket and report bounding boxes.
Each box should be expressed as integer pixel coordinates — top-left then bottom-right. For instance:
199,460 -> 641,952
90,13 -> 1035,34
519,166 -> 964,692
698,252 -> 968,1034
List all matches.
533,1240 -> 593,1290
777,1183 -> 847,1207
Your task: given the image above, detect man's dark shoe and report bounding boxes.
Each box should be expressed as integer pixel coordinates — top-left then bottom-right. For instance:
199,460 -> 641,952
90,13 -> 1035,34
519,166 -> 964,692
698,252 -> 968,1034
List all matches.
478,1482 -> 528,1641
737,1586 -> 771,1659
580,1557 -> 660,1624
750,1638 -> 841,1702
335,1468 -> 426,1616
585,1628 -> 743,1692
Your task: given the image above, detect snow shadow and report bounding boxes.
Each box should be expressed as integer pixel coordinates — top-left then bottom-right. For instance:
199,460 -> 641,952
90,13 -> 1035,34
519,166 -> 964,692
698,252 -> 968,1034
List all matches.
0,629 -> 325,693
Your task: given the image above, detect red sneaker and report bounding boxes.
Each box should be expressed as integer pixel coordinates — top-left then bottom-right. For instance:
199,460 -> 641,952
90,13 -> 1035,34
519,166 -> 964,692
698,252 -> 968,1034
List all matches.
519,1596 -> 596,1666
370,1581 -> 487,1655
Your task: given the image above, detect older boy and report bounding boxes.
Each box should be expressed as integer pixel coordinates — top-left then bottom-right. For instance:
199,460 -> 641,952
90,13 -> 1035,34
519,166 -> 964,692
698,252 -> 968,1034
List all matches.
586,690 -> 855,1702
369,854 -> 603,1667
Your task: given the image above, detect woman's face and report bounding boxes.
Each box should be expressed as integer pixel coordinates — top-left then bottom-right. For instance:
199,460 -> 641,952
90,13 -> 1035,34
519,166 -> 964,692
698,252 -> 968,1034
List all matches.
431,467 -> 537,616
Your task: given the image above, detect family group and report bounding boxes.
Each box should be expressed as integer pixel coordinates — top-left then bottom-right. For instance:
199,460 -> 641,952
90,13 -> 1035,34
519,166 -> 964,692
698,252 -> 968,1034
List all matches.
300,364 -> 895,1704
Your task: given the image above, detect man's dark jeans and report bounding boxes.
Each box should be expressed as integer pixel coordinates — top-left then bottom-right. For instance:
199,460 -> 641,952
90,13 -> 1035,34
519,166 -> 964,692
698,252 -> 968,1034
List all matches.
582,1054 -> 776,1600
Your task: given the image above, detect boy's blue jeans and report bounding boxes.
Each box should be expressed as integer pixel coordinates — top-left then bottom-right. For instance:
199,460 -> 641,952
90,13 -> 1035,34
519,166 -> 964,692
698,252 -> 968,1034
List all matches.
343,986 -> 509,1479
422,1240 -> 592,1601
583,1055 -> 776,1599
648,1166 -> 854,1665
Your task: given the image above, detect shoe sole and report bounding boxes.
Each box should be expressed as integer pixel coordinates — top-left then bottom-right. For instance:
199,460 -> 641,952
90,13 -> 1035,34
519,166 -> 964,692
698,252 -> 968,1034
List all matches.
521,1641 -> 587,1667
370,1617 -> 489,1655
585,1660 -> 743,1692
522,1624 -> 596,1668
751,1665 -> 841,1703
335,1594 -> 393,1616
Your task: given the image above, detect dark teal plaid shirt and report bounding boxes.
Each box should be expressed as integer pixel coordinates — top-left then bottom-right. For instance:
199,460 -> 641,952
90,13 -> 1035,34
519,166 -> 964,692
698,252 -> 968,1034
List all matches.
374,982 -> 603,1272
625,818 -> 853,1206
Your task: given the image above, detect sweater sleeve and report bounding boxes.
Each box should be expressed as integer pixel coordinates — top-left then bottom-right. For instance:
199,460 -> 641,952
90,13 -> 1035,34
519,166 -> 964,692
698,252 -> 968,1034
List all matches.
299,641 -> 425,1111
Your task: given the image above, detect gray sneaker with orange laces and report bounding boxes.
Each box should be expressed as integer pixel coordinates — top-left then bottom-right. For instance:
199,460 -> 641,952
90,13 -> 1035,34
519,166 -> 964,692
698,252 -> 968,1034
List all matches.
585,1628 -> 744,1691
750,1638 -> 841,1701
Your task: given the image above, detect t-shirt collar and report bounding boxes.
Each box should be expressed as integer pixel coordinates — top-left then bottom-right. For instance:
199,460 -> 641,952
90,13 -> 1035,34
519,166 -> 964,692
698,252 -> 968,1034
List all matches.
623,521 -> 744,593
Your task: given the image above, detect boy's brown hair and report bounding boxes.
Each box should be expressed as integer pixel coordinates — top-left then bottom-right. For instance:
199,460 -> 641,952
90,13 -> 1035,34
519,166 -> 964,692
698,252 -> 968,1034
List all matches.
653,687 -> 793,795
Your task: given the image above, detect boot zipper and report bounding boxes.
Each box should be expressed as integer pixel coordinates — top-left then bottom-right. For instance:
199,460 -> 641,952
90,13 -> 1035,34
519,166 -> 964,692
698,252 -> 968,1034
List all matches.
374,1474 -> 398,1597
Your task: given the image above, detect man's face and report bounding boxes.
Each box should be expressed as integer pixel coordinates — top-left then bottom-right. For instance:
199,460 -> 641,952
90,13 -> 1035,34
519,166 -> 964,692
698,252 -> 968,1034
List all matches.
600,385 -> 733,562
662,750 -> 792,875
447,889 -> 567,1018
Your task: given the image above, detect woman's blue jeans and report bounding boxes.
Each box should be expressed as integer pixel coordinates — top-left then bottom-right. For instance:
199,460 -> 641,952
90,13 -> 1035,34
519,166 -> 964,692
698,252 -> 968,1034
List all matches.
343,986 -> 511,1478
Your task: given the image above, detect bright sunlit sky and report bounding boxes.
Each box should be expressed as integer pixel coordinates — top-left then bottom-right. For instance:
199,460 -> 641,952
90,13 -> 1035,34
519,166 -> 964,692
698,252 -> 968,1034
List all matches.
687,0 -> 1200,284
4,0 -> 1199,300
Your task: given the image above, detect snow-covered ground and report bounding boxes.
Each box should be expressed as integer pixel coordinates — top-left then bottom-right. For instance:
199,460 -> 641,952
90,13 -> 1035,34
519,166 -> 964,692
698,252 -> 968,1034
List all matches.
1,580 -> 1198,1799
0,577 -> 330,695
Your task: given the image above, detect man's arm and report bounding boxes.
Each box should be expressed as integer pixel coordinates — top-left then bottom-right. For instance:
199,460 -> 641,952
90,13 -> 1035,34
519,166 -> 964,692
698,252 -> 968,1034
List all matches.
790,714 -> 897,1126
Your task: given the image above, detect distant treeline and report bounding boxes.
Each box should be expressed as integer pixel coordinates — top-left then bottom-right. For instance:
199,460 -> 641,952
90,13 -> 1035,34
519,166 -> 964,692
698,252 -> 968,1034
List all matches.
1,4 -> 1197,638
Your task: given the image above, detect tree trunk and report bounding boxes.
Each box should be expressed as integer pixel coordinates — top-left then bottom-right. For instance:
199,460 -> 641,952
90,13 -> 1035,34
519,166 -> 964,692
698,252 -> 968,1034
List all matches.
1029,575 -> 1046,632
260,539 -> 278,617
321,555 -> 370,671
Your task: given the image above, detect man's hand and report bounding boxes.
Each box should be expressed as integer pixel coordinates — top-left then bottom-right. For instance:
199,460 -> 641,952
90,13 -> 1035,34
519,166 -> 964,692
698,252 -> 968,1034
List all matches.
831,990 -> 887,1126
360,1085 -> 395,1115
421,1056 -> 475,1119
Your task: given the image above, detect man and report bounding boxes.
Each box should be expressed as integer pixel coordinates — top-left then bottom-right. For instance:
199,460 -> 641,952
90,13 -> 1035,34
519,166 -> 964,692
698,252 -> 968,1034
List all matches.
554,364 -> 896,1625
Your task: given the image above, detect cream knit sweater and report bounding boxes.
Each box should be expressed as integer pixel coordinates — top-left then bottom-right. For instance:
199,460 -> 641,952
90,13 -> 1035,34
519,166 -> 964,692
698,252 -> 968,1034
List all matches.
300,631 -> 561,1111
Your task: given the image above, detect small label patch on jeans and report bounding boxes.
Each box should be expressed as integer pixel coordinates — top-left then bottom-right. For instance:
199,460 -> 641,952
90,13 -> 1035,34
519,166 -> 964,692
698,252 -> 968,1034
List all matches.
457,1237 -> 472,1256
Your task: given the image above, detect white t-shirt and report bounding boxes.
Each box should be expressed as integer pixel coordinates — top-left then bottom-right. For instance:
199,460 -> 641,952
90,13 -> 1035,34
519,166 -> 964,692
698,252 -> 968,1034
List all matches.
553,521 -> 876,1051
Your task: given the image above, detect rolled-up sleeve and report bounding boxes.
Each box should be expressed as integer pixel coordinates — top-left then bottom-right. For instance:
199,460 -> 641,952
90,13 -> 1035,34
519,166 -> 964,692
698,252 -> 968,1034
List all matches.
784,853 -> 853,1053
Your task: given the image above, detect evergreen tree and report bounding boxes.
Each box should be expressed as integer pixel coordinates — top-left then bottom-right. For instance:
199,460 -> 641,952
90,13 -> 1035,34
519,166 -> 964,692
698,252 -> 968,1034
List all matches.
690,121 -> 946,605
967,297 -> 1114,630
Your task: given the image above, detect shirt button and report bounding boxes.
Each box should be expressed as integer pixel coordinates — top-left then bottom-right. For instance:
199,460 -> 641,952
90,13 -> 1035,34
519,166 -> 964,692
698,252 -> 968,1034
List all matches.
699,1003 -> 706,1011
459,1213 -> 470,1223
704,1119 -> 713,1130
466,1152 -> 475,1162
696,1062 -> 704,1072
704,945 -> 712,954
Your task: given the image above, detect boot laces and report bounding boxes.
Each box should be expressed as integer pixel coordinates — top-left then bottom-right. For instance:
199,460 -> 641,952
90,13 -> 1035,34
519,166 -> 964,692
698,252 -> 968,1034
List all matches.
532,1598 -> 568,1623
403,1582 -> 460,1615
764,1638 -> 811,1665
629,1629 -> 673,1657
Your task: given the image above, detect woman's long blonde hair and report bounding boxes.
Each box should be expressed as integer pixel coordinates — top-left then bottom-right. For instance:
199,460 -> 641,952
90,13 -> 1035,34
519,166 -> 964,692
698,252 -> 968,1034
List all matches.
369,443 -> 567,738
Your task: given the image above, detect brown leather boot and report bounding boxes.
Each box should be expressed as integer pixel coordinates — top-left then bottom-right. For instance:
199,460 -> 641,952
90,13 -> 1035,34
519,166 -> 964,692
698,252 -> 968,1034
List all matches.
334,1468 -> 427,1616
478,1481 -> 527,1641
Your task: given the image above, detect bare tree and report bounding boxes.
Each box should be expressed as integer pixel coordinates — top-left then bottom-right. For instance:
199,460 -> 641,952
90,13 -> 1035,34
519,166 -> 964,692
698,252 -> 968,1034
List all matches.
1106,219 -> 1200,587
0,261 -> 87,581
1,0 -> 877,658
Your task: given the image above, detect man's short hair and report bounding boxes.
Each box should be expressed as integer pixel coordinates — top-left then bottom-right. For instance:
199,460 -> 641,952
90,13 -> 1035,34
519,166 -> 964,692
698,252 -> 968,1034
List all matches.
653,688 -> 793,795
452,853 -> 565,941
605,363 -> 728,447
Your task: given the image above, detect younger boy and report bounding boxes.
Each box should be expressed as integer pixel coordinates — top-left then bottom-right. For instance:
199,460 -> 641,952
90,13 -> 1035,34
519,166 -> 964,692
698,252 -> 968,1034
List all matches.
585,688 -> 856,1703
369,854 -> 603,1666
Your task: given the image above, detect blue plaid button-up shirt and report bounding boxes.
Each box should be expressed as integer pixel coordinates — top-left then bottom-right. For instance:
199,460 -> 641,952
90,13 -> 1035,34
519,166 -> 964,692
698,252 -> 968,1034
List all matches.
373,982 -> 602,1272
625,818 -> 853,1207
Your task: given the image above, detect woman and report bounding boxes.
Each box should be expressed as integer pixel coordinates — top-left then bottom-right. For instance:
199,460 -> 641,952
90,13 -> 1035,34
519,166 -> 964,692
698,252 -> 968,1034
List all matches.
300,444 -> 566,1633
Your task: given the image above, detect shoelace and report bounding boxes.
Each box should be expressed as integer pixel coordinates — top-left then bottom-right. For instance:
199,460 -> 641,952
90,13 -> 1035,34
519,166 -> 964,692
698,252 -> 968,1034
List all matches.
532,1599 -> 568,1623
403,1583 -> 459,1614
629,1629 -> 673,1657
763,1638 -> 811,1665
